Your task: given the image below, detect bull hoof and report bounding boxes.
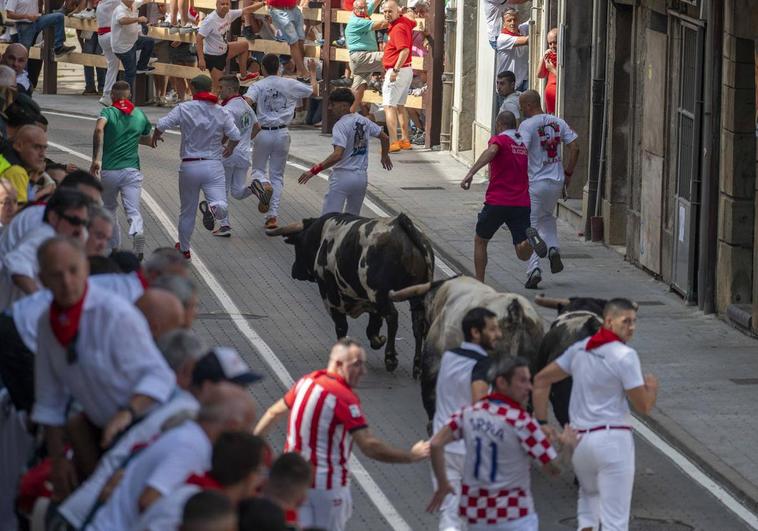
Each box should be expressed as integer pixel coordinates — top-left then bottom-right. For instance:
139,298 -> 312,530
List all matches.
370,335 -> 387,350
384,354 -> 399,373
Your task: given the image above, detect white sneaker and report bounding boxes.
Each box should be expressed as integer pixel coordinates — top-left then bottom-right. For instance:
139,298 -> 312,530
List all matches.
133,233 -> 145,260
98,95 -> 111,107
0,33 -> 11,43
81,8 -> 96,19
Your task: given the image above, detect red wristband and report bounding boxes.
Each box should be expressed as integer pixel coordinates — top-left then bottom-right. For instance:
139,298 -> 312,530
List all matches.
310,164 -> 323,175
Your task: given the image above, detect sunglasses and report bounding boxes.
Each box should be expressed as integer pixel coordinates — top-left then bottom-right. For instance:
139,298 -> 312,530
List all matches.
60,213 -> 90,227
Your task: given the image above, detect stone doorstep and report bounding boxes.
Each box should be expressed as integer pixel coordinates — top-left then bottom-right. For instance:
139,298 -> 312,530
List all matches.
727,303 -> 755,333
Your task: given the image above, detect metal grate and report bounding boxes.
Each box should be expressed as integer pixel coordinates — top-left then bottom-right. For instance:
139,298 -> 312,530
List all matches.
635,300 -> 666,306
558,253 -> 591,259
196,312 -> 266,320
730,378 -> 758,385
400,186 -> 445,190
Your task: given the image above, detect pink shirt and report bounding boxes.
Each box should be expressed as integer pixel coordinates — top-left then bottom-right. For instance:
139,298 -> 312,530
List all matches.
485,130 -> 530,207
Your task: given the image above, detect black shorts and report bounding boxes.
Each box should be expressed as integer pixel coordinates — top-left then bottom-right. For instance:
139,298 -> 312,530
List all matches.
475,204 -> 531,244
204,51 -> 228,72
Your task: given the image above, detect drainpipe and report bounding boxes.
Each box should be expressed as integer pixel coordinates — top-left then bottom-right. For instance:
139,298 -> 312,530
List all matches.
583,0 -> 607,240
439,3 -> 457,151
697,0 -> 721,314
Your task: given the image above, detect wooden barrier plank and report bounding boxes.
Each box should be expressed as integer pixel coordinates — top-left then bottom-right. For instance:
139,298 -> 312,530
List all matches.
331,9 -> 424,30
0,43 -> 41,59
330,46 -> 423,69
361,89 -> 422,109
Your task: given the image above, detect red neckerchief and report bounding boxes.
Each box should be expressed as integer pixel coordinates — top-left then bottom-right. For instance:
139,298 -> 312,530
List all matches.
186,472 -> 222,490
485,392 -> 524,411
112,99 -> 135,115
221,94 -> 242,106
285,508 -> 299,526
585,327 -> 623,351
193,92 -> 219,104
135,268 -> 149,289
49,284 -> 88,349
501,27 -> 521,36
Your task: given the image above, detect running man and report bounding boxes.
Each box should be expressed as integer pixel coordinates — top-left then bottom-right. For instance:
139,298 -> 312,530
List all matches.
91,80 -> 154,260
244,53 -> 315,229
461,110 -> 546,283
215,74 -> 262,237
533,298 -> 659,531
196,0 -> 265,93
255,338 -> 429,531
428,357 -> 565,531
298,88 -> 391,216
152,75 -> 241,259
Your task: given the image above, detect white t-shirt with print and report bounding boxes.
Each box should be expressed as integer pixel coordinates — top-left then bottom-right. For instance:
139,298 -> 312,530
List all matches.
518,113 -> 578,182
199,9 -> 242,56
244,75 -> 313,127
111,2 -> 140,54
222,95 -> 258,165
330,113 -> 382,175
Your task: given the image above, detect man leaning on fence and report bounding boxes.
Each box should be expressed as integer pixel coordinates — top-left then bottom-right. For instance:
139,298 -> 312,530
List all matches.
5,0 -> 75,57
345,0 -> 387,113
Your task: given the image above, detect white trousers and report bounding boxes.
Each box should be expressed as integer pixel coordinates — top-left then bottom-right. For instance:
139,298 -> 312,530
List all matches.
299,486 -> 353,531
469,513 -> 538,531
251,128 -> 290,219
98,32 -> 119,99
177,160 -> 227,251
322,169 -> 367,216
222,159 -> 252,227
527,178 -> 563,274
572,429 -> 635,531
430,451 -> 465,531
101,168 -> 144,250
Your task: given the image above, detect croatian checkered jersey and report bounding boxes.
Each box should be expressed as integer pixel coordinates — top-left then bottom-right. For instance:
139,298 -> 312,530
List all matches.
284,370 -> 368,490
448,393 -> 557,525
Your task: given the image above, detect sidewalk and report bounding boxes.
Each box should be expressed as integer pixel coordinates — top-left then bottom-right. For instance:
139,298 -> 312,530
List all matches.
35,92 -> 758,512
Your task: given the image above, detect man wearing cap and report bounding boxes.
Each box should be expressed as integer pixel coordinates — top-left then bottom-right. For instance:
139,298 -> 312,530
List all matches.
152,75 -> 241,259
56,333 -> 262,529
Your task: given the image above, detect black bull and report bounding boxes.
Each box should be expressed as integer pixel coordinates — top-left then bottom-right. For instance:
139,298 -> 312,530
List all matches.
267,213 -> 435,375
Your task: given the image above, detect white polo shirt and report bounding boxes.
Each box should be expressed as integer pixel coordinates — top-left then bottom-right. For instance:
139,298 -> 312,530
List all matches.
89,420 -> 212,531
555,337 -> 644,429
156,100 -> 241,161
244,75 -> 313,128
0,223 -> 54,312
330,113 -> 382,176
222,95 -> 258,165
0,204 -> 45,264
5,0 -> 39,20
111,2 -> 140,54
518,113 -> 578,183
198,9 -> 242,56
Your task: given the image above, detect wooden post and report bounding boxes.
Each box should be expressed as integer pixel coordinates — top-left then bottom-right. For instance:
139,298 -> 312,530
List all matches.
321,0 -> 340,134
41,0 -> 57,94
423,0 -> 443,148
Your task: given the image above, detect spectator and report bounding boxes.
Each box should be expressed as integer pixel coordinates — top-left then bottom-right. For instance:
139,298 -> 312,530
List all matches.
1,44 -> 30,95
135,287 -> 186,338
3,93 -> 45,142
135,432 -> 268,531
538,27 -> 558,114
5,0 -> 76,57
497,70 -> 520,119
266,0 -> 309,81
381,0 -> 415,152
265,453 -> 312,529
181,491 -> 237,531
0,124 -> 48,206
483,0 -> 527,49
143,245 -> 191,282
0,177 -> 18,231
496,8 -> 528,92
238,498 -> 287,531
85,205 -> 115,257
111,0 -> 156,94
95,0 -> 124,106
80,31 -> 106,96
344,0 -> 387,113
150,273 -> 198,327
0,65 -> 17,134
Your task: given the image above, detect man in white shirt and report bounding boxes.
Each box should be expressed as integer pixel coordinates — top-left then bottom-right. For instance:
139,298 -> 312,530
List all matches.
483,0 -> 526,49
244,53 -> 315,229
533,298 -> 659,531
111,0 -> 155,94
429,307 -> 502,531
32,236 -> 176,502
297,88 -> 391,216
0,44 -> 31,95
5,0 -> 75,56
196,0 -> 264,93
496,9 -> 529,91
95,0 -> 133,106
88,382 -> 257,530
216,74 -> 261,237
152,75 -> 241,259
497,70 -> 520,119
518,90 -> 579,289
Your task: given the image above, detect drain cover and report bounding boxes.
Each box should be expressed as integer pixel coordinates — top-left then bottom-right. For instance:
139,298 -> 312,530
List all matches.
196,312 -> 266,320
730,378 -> 758,385
559,517 -> 693,530
636,300 -> 666,306
400,186 -> 445,190
560,253 -> 592,259
396,160 -> 440,164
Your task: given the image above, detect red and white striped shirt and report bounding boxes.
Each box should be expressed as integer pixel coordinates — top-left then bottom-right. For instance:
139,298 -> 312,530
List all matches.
284,370 -> 368,490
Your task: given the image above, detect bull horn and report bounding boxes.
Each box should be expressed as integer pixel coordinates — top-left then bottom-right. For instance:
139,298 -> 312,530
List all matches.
389,282 -> 432,302
534,295 -> 571,309
265,222 -> 304,237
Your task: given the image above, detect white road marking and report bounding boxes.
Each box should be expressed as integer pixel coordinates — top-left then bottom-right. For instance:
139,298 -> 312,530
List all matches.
47,140 -> 414,531
45,115 -> 758,529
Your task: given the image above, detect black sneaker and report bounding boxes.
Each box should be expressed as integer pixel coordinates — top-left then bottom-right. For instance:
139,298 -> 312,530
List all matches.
137,66 -> 156,74
54,45 -> 75,56
242,26 -> 259,41
213,225 -> 232,237
198,200 -> 215,231
525,268 -> 542,289
548,247 -> 564,274
525,227 -> 547,258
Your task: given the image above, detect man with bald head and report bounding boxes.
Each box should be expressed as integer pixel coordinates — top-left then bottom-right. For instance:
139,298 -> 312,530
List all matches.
1,43 -> 30,95
0,124 -> 47,204
32,236 -> 175,499
518,89 -> 579,289
381,0 -> 416,151
256,338 -> 429,530
90,382 -> 256,530
136,288 -> 186,338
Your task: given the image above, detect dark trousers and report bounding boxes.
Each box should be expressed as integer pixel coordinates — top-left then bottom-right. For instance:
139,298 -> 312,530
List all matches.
83,33 -> 105,91
115,36 -> 154,94
305,97 -> 322,125
0,314 -> 35,413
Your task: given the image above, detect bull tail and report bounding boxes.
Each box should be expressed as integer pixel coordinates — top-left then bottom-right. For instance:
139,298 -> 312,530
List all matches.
396,213 -> 435,281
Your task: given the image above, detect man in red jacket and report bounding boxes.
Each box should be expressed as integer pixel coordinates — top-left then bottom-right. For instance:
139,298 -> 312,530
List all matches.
381,0 -> 416,152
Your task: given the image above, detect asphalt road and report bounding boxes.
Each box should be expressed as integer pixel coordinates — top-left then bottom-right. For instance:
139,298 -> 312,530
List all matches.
45,112 -> 754,531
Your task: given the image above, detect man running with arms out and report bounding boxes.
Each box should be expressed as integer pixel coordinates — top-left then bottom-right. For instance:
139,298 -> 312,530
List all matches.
91,80 -> 153,259
461,110 -> 546,283
428,357 -> 565,531
518,90 -> 579,289
255,338 -> 429,531
152,75 -> 241,260
533,298 -> 659,531
215,74 -> 261,237
298,88 -> 391,216
196,0 -> 265,93
244,53 -> 315,229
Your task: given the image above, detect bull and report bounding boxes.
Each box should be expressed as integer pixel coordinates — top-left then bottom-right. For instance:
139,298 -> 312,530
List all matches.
390,276 -> 544,421
267,213 -> 435,375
